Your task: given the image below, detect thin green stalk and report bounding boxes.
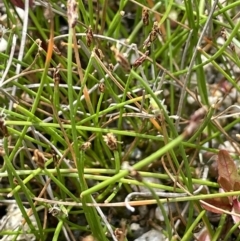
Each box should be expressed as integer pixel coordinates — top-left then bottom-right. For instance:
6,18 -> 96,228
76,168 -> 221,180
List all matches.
130,70 -> 191,190
68,11 -> 108,238
13,104 -> 65,145
143,180 -> 172,239
200,118 -> 240,146
7,19 -> 54,170
113,150 -> 120,173
181,210 -> 206,241
104,182 -> 122,203
75,56 -> 95,117
187,106 -> 214,143
77,0 -> 89,26
3,138 -> 42,239
28,11 -> 47,40
93,92 -> 107,167
77,151 -> 108,241
96,183 -> 116,201
9,159 -> 53,196
0,167 -> 219,189
88,0 -> 94,27
212,214 -> 227,241
44,169 -> 79,202
106,0 -> 128,36
7,127 -> 48,148
52,218 -> 64,241
22,40 -> 39,63
223,219 -> 240,241
81,134 -> 184,197
5,120 -> 165,140
117,71 -> 133,156
166,18 -> 174,115
196,54 -> 209,105
199,49 -> 240,92
0,52 -> 29,67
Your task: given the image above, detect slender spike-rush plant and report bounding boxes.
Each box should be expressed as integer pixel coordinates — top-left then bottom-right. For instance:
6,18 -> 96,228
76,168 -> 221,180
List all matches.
1,0 -> 240,240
